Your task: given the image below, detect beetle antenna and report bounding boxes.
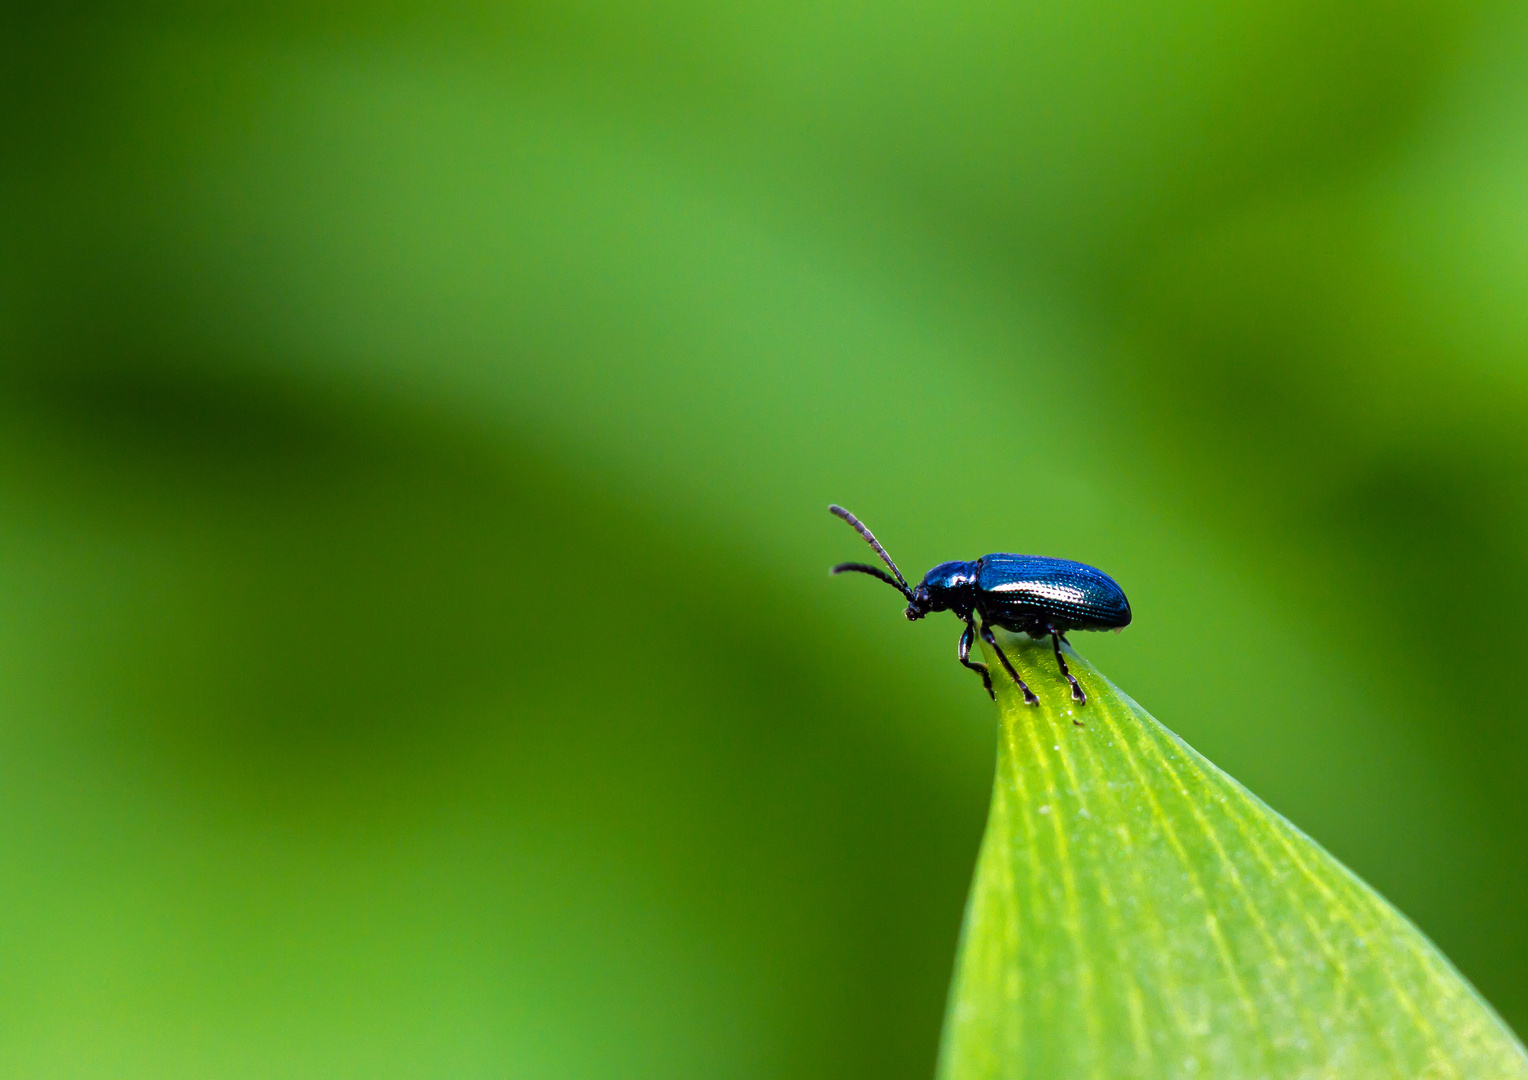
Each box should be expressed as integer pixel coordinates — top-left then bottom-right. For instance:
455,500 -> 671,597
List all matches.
828,505 -> 913,598
830,561 -> 914,599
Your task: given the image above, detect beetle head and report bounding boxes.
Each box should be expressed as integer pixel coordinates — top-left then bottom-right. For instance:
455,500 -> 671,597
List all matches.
908,560 -> 978,620
898,562 -> 971,620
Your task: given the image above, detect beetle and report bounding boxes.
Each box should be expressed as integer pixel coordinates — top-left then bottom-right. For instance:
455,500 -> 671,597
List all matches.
828,504 -> 1131,707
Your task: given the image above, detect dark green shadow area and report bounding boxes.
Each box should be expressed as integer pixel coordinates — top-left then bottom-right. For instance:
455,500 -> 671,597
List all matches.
0,355 -> 994,1078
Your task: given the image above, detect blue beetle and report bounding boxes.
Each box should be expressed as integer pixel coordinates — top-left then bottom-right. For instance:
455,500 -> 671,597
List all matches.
829,505 -> 1130,707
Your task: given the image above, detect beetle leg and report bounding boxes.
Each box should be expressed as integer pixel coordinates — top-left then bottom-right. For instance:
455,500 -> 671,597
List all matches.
1050,630 -> 1087,711
979,624 -> 1038,706
958,621 -> 994,700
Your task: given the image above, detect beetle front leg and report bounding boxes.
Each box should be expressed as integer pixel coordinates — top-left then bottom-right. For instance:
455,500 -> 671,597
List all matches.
1050,630 -> 1086,709
958,621 -> 994,700
978,624 -> 1038,706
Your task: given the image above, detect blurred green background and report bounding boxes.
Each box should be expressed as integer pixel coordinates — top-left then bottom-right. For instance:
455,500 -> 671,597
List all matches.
4,0 -> 1528,1076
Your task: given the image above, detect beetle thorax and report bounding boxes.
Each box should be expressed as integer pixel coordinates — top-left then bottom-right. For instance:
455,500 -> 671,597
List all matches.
905,560 -> 980,621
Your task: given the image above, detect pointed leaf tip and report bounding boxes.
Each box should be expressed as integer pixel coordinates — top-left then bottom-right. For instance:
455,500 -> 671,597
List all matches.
938,631 -> 1528,1080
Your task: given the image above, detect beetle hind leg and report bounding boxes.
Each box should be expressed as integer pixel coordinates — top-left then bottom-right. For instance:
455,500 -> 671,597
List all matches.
1050,630 -> 1087,712
958,621 -> 995,700
978,624 -> 1039,706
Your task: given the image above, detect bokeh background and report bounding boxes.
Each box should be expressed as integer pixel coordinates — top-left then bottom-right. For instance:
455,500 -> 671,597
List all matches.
5,1 -> 1528,1076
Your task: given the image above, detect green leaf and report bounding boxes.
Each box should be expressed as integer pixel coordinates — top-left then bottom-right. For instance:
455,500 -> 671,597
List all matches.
938,631 -> 1528,1080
